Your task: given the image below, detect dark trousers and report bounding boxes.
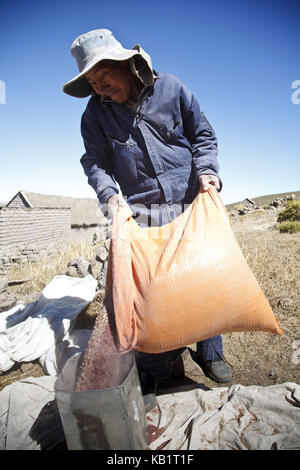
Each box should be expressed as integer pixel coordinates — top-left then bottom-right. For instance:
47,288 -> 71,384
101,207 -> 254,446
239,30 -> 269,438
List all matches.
135,334 -> 223,381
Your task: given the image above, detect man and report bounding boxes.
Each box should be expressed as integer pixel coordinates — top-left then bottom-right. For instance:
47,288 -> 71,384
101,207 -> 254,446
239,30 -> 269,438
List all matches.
63,29 -> 232,391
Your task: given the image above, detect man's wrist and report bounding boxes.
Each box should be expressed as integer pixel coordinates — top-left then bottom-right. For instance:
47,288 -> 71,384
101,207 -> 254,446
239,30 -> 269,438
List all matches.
107,194 -> 119,203
198,174 -> 221,192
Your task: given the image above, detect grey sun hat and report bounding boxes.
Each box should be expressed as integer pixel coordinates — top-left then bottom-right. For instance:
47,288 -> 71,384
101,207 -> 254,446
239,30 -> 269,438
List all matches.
63,28 -> 154,98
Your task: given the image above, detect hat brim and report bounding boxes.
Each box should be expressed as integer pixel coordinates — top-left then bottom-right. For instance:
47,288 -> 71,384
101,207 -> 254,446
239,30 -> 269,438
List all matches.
63,47 -> 140,98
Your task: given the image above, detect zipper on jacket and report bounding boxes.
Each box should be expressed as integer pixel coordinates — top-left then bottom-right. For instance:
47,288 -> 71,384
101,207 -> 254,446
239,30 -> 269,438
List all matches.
134,93 -> 151,126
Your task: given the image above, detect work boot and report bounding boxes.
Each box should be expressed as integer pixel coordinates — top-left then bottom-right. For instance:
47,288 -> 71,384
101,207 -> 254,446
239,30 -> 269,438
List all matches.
196,357 -> 232,384
189,348 -> 232,384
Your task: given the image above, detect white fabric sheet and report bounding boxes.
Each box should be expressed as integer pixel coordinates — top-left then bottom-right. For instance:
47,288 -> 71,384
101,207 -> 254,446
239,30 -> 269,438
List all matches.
0,376 -> 57,450
1,377 -> 299,450
147,382 -> 300,450
0,327 -> 92,450
0,275 -> 96,373
0,274 -> 299,450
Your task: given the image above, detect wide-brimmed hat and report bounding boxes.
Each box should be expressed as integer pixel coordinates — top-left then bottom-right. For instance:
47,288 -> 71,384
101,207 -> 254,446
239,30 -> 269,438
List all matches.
63,29 -> 154,98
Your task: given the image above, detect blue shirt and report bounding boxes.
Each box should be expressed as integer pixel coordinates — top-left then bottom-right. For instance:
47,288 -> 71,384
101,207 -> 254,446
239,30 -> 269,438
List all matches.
80,72 -> 220,225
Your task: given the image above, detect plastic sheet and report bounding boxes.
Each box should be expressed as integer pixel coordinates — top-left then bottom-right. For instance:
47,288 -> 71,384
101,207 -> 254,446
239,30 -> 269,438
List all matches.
107,186 -> 283,353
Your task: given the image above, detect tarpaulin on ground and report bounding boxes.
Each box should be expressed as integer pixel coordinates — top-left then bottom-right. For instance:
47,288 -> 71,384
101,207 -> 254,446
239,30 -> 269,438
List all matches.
1,376 -> 299,450
147,381 -> 300,450
0,275 -> 96,374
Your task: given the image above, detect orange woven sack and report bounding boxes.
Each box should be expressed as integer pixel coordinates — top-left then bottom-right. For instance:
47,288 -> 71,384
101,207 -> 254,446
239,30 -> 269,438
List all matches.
105,186 -> 283,354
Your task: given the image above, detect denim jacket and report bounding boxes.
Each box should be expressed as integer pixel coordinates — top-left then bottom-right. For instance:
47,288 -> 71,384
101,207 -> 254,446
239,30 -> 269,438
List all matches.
80,72 -> 220,225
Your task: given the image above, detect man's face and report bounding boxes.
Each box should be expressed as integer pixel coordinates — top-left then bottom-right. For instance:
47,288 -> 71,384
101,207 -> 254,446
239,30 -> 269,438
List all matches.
85,60 -> 133,103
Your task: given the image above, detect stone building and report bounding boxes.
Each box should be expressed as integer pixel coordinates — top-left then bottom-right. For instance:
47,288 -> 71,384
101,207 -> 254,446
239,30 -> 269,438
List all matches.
0,190 -> 107,267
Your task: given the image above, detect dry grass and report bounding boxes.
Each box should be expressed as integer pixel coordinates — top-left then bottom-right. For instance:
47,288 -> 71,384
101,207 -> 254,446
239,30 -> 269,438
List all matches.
6,239 -> 102,298
218,221 -> 300,388
0,361 -> 45,392
235,230 -> 299,322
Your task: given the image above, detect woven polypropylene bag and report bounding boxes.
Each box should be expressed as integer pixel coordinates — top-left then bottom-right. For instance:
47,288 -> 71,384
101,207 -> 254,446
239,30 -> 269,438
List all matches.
105,186 -> 283,354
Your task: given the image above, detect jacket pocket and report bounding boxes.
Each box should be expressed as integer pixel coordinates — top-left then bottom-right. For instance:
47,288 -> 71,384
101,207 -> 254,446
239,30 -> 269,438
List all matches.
106,132 -> 138,184
107,133 -> 136,149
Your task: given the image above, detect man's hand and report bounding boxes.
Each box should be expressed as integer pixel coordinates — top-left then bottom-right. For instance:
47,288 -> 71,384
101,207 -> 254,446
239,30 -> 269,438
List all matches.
106,194 -> 128,220
198,175 -> 220,193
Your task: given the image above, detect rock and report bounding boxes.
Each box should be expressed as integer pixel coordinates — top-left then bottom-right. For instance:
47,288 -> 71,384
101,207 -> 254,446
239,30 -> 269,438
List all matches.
0,266 -> 7,275
104,238 -> 111,251
295,330 -> 300,339
96,245 -> 109,263
277,297 -> 294,309
0,292 -> 17,312
97,263 -> 108,290
270,197 -> 287,208
65,266 -> 79,278
291,341 -> 300,365
267,371 -> 277,380
0,277 -> 8,294
20,363 -> 35,373
89,259 -> 103,279
96,286 -> 106,299
292,339 -> 300,349
102,261 -> 108,276
7,279 -> 30,287
286,194 -> 295,201
66,256 -> 91,278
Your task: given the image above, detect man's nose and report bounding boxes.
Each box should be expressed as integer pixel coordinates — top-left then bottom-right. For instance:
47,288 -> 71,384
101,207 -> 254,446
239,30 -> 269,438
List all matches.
98,79 -> 109,94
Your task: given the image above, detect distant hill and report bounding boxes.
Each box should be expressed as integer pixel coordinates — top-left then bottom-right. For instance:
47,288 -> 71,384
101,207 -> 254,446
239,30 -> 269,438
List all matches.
226,190 -> 300,212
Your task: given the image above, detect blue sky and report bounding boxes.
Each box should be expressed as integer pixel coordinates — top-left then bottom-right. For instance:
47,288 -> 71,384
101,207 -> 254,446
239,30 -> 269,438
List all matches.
0,0 -> 299,205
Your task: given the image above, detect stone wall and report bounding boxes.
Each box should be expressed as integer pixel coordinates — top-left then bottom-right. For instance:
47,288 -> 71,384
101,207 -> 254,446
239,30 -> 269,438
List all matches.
0,207 -> 72,265
70,225 -> 107,244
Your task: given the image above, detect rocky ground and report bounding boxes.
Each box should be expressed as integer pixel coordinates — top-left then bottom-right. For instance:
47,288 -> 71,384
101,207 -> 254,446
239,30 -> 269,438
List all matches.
0,197 -> 299,393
